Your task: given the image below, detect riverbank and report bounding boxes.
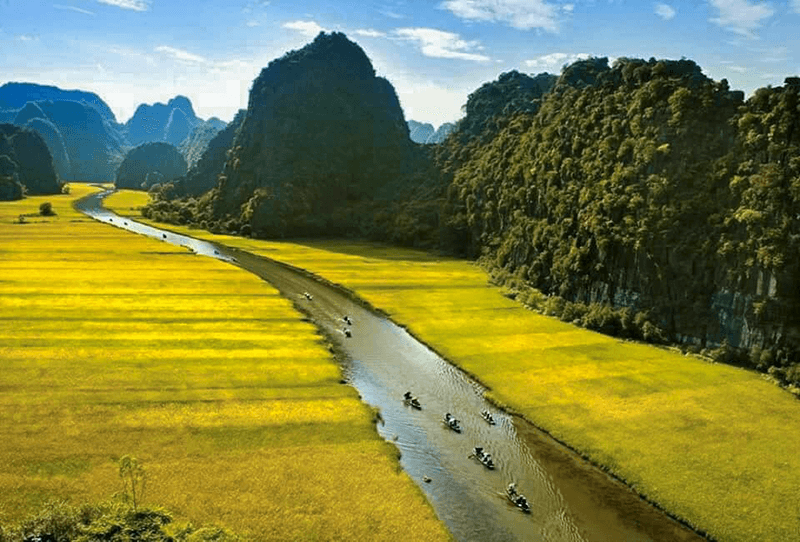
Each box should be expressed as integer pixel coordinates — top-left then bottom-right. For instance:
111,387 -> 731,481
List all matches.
0,185 -> 449,541
107,189 -> 800,541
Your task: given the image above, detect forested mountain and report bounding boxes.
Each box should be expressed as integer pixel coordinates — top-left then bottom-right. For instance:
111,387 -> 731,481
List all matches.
138,36 -> 799,382
14,100 -> 125,182
171,109 -> 244,198
192,32 -> 418,237
408,120 -> 434,143
436,58 -> 799,381
0,82 -> 118,124
408,120 -> 455,144
179,120 -> 226,170
0,123 -> 60,200
115,142 -> 187,190
21,116 -> 71,181
125,96 -> 201,147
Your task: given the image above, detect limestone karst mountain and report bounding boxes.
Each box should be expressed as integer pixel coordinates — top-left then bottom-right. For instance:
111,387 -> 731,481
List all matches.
115,142 -> 187,190
12,99 -> 124,182
203,32 -> 417,237
407,120 -> 456,144
0,82 -> 118,124
178,119 -> 227,170
0,123 -> 60,199
125,96 -> 201,147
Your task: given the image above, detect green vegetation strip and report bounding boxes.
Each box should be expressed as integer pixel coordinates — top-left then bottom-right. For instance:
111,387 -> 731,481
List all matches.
108,189 -> 800,542
0,186 -> 449,541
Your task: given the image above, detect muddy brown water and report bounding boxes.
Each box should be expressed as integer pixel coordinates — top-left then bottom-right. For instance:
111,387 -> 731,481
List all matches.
77,190 -> 706,542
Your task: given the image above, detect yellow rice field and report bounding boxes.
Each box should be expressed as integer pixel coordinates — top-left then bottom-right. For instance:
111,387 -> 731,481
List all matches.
0,185 -> 449,541
108,189 -> 800,541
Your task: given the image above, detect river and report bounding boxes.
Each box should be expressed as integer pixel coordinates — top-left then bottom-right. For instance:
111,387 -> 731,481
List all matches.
76,190 -> 705,542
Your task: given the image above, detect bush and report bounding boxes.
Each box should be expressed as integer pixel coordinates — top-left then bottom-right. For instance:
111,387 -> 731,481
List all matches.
0,499 -> 242,542
542,295 -> 566,317
39,202 -> 54,216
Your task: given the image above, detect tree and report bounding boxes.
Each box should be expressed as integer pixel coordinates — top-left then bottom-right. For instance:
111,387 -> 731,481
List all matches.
119,455 -> 146,511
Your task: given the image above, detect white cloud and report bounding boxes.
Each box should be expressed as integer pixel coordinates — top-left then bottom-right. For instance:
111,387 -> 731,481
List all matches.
155,45 -> 207,64
654,3 -> 675,20
391,75 -> 469,126
54,4 -> 96,15
525,52 -> 590,70
380,9 -> 405,19
708,0 -> 774,38
282,20 -> 326,38
18,34 -> 39,42
95,0 -> 150,11
440,0 -> 560,32
354,28 -> 387,38
562,3 -> 574,12
246,20 -> 261,27
394,27 -> 490,61
728,65 -> 747,73
792,0 -> 800,14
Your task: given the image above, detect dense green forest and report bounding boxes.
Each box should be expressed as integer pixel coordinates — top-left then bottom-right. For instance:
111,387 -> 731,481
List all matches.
0,123 -> 60,200
115,142 -> 187,190
141,34 -> 799,386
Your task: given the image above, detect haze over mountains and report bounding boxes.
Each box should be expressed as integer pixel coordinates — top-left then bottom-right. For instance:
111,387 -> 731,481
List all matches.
0,83 -> 226,184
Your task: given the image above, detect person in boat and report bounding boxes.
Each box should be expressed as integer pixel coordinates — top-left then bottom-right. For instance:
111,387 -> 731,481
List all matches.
343,315 -> 353,325
507,482 -> 517,496
344,328 -> 352,337
474,446 -> 483,457
404,391 -> 412,400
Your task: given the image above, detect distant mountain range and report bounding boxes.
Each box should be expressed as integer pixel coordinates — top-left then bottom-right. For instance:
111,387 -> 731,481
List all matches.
0,82 -> 225,182
407,120 -> 455,144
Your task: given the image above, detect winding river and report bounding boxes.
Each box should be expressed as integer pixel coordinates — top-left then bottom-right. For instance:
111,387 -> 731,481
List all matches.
76,190 -> 705,542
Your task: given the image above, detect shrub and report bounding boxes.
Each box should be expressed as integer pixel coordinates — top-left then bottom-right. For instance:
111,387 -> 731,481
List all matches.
542,295 -> 566,317
39,201 -> 54,216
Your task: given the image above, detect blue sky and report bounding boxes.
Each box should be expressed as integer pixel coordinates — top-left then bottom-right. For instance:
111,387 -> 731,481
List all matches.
1,0 -> 798,127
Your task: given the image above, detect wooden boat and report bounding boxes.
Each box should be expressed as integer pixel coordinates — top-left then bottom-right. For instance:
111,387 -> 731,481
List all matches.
443,413 -> 462,433
403,392 -> 422,410
506,484 -> 531,514
470,447 -> 495,469
481,409 -> 496,425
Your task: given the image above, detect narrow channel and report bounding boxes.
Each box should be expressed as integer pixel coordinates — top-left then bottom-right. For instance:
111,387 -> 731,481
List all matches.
76,190 -> 705,542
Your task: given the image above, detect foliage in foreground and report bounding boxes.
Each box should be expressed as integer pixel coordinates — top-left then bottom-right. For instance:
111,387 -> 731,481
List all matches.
0,499 -> 241,542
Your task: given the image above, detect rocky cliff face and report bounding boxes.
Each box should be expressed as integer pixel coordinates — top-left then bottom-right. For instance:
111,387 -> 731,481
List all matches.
206,32 -> 415,237
440,58 -> 800,368
12,100 -> 124,182
408,120 -> 456,144
125,96 -> 200,147
179,119 -> 226,170
408,120 -> 434,143
176,110 -> 242,197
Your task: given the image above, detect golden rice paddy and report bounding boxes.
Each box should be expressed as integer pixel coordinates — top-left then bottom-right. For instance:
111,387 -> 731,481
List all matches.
108,189 -> 800,541
0,185 -> 449,541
